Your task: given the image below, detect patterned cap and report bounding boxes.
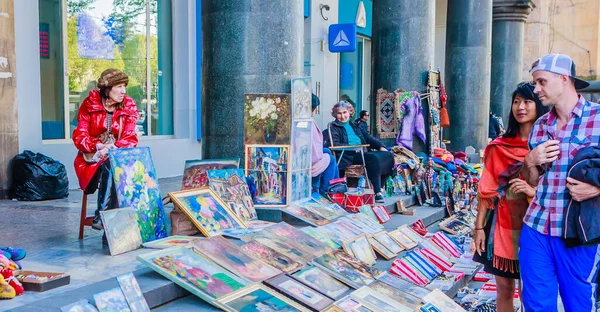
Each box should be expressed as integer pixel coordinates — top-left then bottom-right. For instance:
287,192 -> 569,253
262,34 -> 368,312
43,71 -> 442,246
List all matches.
97,68 -> 129,88
530,53 -> 590,90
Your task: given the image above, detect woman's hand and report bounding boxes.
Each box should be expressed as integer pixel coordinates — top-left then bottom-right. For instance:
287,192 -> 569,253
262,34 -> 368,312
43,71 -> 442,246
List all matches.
474,228 -> 486,256
509,178 -> 535,198
98,147 -> 110,159
379,147 -> 387,152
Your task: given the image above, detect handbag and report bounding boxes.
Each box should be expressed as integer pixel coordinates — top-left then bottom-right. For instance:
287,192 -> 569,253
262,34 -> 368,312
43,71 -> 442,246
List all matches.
82,116 -> 123,163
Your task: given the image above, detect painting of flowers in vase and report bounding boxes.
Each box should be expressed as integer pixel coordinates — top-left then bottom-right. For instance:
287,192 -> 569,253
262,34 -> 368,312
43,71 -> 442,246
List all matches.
244,94 -> 291,145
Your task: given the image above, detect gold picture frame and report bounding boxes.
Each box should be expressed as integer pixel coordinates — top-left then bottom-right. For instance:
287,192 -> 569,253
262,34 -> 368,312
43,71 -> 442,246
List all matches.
342,234 -> 377,266
168,187 -> 247,237
368,237 -> 396,260
389,230 -> 417,250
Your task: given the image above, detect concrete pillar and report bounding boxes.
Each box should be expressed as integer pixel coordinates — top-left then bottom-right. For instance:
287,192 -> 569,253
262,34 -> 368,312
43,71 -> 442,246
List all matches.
445,0 -> 493,152
372,0 -> 435,150
201,0 -> 303,160
491,0 -> 534,124
0,0 -> 18,198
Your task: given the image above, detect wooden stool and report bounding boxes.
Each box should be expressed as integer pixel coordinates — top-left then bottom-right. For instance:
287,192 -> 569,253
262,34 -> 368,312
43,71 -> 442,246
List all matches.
79,193 -> 95,240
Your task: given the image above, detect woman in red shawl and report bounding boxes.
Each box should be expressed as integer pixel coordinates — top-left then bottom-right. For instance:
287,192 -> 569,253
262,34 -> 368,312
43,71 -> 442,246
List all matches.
73,69 -> 139,233
473,82 -> 549,312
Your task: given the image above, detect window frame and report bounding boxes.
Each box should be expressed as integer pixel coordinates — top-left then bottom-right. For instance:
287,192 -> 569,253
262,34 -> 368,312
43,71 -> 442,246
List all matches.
45,0 -> 172,142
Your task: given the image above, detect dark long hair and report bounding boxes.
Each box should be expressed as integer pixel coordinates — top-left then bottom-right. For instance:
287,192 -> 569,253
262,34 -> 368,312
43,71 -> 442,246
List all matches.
502,82 -> 550,139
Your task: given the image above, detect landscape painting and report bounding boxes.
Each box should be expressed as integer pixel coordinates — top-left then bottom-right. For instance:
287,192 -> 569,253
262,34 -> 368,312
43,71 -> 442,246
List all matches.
181,158 -> 240,190
109,147 -> 167,242
207,169 -> 257,221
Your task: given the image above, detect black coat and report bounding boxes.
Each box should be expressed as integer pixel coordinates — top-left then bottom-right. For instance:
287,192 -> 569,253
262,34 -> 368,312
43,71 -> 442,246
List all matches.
564,146 -> 600,246
322,120 -> 384,169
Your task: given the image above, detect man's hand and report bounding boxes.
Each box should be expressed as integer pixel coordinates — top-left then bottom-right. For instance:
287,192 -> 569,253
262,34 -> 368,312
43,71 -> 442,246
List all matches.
567,177 -> 600,202
509,179 -> 536,198
525,140 -> 560,168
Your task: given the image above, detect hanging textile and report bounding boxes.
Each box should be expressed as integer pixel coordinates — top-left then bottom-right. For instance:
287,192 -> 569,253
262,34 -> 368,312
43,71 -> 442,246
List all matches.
376,88 -> 397,139
428,70 -> 443,152
395,91 -> 426,150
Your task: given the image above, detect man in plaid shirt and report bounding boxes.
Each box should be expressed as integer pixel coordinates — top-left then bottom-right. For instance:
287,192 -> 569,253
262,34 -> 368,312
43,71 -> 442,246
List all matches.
519,53 -> 600,311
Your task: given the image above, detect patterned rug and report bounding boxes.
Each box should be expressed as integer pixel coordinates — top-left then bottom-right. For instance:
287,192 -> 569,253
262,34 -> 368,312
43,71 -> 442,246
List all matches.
377,88 -> 397,139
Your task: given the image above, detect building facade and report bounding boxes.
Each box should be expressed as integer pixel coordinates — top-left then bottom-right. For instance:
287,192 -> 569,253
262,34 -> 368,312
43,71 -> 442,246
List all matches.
1,0 -> 594,196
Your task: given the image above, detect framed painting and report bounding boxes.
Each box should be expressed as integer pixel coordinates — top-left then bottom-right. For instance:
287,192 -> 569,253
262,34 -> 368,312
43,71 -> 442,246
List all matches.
191,236 -> 281,283
283,204 -> 330,227
291,77 -> 312,120
168,188 -> 246,237
291,266 -> 352,300
216,283 -> 309,312
325,221 -> 363,242
93,287 -> 130,312
350,286 -> 412,312
367,281 -> 422,309
345,235 -> 376,267
244,94 -> 292,145
367,237 -> 396,261
220,227 -> 265,240
357,205 -> 379,223
207,169 -> 257,221
246,236 -> 315,264
310,194 -> 347,217
60,300 -> 98,312
181,158 -> 240,190
109,147 -> 167,243
301,227 -> 342,249
116,273 -> 150,312
100,208 -> 142,256
256,223 -> 330,256
334,216 -> 378,236
389,230 -> 417,250
142,236 -> 200,249
398,225 -> 425,243
295,198 -> 340,221
290,169 -> 311,203
373,232 -> 404,255
333,296 -> 375,312
137,246 -> 250,306
311,251 -> 377,289
265,274 -> 334,312
376,272 -> 431,298
240,240 -> 302,273
245,145 -> 290,206
423,289 -> 466,312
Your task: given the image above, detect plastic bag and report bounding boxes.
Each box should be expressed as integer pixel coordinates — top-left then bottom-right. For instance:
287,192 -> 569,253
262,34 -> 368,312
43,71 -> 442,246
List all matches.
10,150 -> 69,201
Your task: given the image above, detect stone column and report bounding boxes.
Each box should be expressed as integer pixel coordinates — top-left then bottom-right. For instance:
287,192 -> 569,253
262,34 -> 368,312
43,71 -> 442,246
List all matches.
201,0 -> 303,160
0,0 -> 18,198
445,0 -> 493,152
372,0 -> 435,151
491,0 -> 534,124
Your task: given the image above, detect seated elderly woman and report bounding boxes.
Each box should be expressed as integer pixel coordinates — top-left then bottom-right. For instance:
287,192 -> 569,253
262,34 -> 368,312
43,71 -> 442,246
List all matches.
324,101 -> 394,203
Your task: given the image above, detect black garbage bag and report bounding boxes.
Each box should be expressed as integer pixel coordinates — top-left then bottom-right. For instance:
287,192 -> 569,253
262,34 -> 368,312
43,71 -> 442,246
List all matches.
10,150 -> 69,201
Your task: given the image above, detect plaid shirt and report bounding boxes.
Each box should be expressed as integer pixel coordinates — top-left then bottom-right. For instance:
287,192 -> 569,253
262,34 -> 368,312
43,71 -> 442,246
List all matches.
525,95 -> 600,236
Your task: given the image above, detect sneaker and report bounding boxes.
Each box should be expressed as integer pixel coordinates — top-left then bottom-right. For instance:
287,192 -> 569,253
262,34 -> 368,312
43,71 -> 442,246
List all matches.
92,220 -> 104,231
0,275 -> 15,299
0,247 -> 26,261
1,270 -> 23,296
375,193 -> 385,203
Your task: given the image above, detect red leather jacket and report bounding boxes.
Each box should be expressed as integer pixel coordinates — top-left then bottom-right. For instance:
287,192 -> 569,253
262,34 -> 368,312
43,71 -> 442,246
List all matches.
73,90 -> 140,191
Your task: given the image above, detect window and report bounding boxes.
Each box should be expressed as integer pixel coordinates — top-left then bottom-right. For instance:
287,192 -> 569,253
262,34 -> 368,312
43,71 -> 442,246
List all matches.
39,0 -> 173,140
339,37 -> 371,118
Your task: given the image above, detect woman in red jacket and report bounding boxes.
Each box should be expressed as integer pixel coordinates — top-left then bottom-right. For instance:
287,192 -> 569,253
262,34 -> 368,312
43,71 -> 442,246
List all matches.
73,69 -> 140,231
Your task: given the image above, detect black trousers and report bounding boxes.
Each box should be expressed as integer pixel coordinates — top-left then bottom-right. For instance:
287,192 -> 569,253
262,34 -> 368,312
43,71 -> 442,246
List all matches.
85,161 -> 118,223
340,151 -> 395,194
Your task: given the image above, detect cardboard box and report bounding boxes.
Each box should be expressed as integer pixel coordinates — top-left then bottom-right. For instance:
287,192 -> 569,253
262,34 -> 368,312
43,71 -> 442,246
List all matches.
15,270 -> 70,292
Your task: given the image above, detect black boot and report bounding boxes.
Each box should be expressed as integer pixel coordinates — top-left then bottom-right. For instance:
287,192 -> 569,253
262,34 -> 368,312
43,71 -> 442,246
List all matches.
92,163 -> 115,230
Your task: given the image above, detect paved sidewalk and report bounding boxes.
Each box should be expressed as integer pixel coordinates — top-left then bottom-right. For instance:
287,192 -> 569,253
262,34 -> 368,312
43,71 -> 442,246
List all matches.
0,176 -> 182,311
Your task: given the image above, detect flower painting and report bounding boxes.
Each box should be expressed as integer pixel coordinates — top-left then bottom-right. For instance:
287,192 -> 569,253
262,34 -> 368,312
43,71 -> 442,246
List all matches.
244,94 -> 291,145
291,77 -> 312,119
207,169 -> 257,221
169,188 -> 246,237
191,236 -> 281,283
245,145 -> 289,206
181,158 -> 240,190
137,246 -> 249,307
109,147 -> 167,243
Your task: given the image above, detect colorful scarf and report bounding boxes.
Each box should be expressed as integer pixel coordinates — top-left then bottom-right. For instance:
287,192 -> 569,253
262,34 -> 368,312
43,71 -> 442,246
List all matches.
478,136 -> 530,273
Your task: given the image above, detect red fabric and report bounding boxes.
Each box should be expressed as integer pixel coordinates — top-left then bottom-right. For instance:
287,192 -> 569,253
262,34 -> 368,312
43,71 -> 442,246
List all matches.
73,90 -> 140,190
